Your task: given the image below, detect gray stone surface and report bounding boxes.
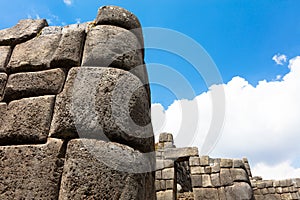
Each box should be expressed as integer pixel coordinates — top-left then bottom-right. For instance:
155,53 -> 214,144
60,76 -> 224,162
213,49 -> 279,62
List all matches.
0,138 -> 64,199
50,67 -> 153,153
81,25 -> 144,78
191,175 -> 202,187
230,168 -> 249,182
3,68 -> 65,102
202,174 -> 213,188
193,188 -> 219,199
220,168 -> 233,186
164,147 -> 199,159
95,6 -> 143,46
162,168 -> 174,180
220,158 -> 233,168
211,173 -> 221,187
225,182 -> 253,200
0,46 -> 11,72
59,139 -> 155,200
41,26 -> 62,35
0,96 -> 55,145
0,73 -> 7,100
51,24 -> 86,68
0,103 -> 7,127
0,19 -> 47,45
7,32 -> 61,73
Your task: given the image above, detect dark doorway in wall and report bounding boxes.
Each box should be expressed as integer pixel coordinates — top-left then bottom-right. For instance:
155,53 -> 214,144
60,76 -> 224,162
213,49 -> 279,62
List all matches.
175,157 -> 193,193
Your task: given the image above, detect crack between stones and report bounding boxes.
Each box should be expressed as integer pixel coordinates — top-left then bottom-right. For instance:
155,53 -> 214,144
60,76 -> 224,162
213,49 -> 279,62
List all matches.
56,139 -> 69,200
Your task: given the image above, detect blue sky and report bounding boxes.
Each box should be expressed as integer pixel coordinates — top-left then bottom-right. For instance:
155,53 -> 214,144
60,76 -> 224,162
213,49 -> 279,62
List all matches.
1,0 -> 300,179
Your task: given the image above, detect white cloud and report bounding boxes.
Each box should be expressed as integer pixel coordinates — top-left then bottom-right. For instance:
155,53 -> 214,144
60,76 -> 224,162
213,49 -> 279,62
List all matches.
63,0 -> 72,6
151,56 -> 300,179
253,161 -> 300,180
272,53 -> 287,65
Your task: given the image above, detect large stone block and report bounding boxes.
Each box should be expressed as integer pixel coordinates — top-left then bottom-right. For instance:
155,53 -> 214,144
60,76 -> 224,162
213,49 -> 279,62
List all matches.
81,25 -> 143,78
230,168 -> 249,183
193,188 -> 219,200
0,19 -> 47,45
0,73 -> 7,100
0,138 -> 64,199
51,24 -> 86,68
95,5 -> 143,46
59,139 -> 155,200
0,46 -> 11,72
164,147 -> 199,159
211,173 -> 221,187
7,30 -> 61,73
225,182 -> 253,200
220,168 -> 233,186
0,96 -> 55,145
50,67 -> 153,153
3,68 -> 65,102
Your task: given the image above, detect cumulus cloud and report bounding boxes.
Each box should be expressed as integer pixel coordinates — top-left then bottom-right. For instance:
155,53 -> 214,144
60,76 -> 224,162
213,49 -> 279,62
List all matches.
272,53 -> 287,65
63,0 -> 72,6
151,56 -> 300,179
253,162 -> 300,180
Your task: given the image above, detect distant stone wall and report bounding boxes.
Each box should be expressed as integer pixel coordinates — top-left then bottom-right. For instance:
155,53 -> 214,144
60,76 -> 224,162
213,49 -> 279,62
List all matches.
251,177 -> 300,200
155,133 -> 300,200
0,6 -> 155,199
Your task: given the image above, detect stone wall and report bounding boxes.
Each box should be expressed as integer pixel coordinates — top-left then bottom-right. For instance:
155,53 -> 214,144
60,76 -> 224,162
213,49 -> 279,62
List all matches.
251,177 -> 300,200
0,6 -> 155,199
155,133 -> 300,200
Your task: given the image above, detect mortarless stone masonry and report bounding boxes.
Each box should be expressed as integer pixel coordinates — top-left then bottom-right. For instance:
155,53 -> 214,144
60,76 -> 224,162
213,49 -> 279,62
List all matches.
155,133 -> 300,200
0,5 -> 155,200
0,5 -> 299,200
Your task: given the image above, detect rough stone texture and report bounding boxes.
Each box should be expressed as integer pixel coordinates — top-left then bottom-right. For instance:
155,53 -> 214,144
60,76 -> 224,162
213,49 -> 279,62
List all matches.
0,73 -> 7,100
0,96 -> 55,145
41,26 -> 62,35
51,24 -> 86,68
211,173 -> 221,187
193,188 -> 219,199
95,5 -> 144,46
59,139 -> 155,200
220,168 -> 233,186
50,67 -> 153,153
0,19 -> 47,45
3,68 -> 65,102
231,168 -> 249,182
225,182 -> 253,200
0,103 -> 7,127
0,138 -> 64,199
81,25 -> 144,77
164,147 -> 199,159
0,46 -> 11,72
156,190 -> 174,200
7,31 -> 61,73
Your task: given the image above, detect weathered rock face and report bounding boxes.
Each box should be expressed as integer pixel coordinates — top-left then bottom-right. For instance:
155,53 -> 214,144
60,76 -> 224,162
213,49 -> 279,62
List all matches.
50,67 -> 153,153
0,19 -> 47,45
0,5 -> 156,200
0,46 -> 11,72
7,32 -> 61,73
59,139 -> 154,200
0,73 -> 7,100
0,138 -> 64,199
95,5 -> 144,46
51,24 -> 86,68
82,25 -> 143,73
0,96 -> 55,145
3,68 -> 65,102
